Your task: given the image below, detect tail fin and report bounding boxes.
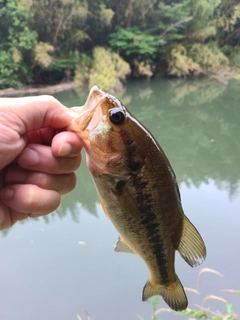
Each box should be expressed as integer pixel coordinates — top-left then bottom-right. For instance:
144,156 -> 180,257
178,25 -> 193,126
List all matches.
142,275 -> 188,311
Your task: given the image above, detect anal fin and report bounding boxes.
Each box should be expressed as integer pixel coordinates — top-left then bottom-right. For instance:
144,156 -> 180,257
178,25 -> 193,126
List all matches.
178,215 -> 206,267
142,275 -> 188,311
114,236 -> 136,254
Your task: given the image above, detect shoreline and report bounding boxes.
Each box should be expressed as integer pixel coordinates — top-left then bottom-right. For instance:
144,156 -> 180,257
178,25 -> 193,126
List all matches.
0,82 -> 74,97
0,71 -> 238,98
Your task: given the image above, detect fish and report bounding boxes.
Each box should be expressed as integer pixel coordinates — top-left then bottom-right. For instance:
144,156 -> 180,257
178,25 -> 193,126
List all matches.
68,85 -> 206,311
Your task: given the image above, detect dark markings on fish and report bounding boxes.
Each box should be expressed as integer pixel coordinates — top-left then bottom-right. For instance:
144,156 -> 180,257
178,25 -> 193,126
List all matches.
133,175 -> 170,286
119,128 -> 135,146
129,160 -> 142,173
141,212 -> 170,286
118,128 -> 170,285
106,132 -> 119,153
119,129 -> 145,174
113,179 -> 127,195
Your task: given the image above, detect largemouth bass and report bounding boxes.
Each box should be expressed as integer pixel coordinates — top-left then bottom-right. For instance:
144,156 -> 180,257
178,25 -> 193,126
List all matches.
68,86 -> 206,311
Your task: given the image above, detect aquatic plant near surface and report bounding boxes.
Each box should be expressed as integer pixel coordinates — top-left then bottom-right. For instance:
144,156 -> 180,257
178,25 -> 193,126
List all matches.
178,300 -> 239,320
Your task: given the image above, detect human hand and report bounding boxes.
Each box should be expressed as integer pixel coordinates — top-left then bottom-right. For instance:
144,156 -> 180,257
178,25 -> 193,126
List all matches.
0,95 -> 82,229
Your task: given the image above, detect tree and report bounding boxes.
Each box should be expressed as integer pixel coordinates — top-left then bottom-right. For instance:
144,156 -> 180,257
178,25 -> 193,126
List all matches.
153,0 -> 231,76
0,0 -> 37,87
30,0 -> 88,48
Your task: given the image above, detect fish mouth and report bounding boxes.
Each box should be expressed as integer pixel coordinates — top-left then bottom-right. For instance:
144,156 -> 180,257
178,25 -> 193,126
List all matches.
78,85 -> 105,118
69,85 -> 123,135
69,85 -> 111,134
69,86 -> 103,130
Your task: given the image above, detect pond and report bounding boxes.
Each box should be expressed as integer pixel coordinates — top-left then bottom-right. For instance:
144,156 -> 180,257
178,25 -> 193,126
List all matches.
0,78 -> 240,320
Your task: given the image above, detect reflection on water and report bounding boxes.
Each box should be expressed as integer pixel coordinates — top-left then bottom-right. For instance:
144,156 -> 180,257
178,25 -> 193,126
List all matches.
122,79 -> 240,196
0,79 -> 240,320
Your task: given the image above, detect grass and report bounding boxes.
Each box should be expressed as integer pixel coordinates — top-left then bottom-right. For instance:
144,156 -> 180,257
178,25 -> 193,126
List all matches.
146,268 -> 240,320
77,311 -> 92,320
76,268 -> 240,320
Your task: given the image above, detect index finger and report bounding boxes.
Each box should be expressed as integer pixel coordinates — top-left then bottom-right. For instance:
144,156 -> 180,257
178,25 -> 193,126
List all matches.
0,95 -> 79,135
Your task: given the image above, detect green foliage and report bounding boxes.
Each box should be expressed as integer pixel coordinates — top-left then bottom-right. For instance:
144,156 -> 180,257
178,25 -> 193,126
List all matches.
74,47 -> 130,92
190,42 -> 229,73
188,0 -> 222,34
34,42 -> 54,68
88,47 -> 130,91
109,27 -> 158,59
228,46 -> 240,69
0,0 -> 37,50
109,27 -> 158,77
75,47 -> 130,92
179,303 -> 239,320
167,45 -> 201,77
99,3 -> 114,26
179,308 -> 208,319
1,0 -> 240,89
74,54 -> 92,90
0,51 -> 21,88
143,267 -> 240,320
157,1 -> 192,44
30,0 -> 88,46
147,296 -> 159,320
0,0 -> 36,87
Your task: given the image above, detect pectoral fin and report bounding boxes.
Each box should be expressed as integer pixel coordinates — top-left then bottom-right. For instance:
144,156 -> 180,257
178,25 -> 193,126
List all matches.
142,275 -> 188,311
177,215 -> 206,267
114,236 -> 136,254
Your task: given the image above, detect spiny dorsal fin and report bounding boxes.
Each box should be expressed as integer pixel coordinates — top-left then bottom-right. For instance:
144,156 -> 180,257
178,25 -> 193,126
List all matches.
142,275 -> 188,311
114,236 -> 136,254
178,215 -> 206,267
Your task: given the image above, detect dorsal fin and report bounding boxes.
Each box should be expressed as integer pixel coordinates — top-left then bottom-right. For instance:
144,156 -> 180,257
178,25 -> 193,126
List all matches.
178,215 -> 206,267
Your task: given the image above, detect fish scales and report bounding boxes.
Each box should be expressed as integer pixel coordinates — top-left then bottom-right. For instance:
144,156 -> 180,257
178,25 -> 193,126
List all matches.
93,169 -> 175,287
68,86 -> 206,311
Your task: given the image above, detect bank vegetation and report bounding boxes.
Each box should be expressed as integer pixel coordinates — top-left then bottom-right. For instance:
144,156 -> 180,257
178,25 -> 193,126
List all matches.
1,0 -> 240,91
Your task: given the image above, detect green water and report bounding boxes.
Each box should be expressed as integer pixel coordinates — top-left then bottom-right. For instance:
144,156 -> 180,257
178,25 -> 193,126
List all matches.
0,79 -> 239,320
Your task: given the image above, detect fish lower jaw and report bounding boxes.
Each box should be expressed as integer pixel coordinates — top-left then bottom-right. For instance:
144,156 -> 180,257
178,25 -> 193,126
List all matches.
85,153 -> 111,176
86,154 -> 102,172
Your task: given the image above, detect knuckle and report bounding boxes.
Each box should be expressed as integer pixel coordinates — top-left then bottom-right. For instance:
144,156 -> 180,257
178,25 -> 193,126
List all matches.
61,173 -> 77,194
24,186 -> 40,210
37,173 -> 49,188
72,154 -> 82,171
39,95 -> 57,103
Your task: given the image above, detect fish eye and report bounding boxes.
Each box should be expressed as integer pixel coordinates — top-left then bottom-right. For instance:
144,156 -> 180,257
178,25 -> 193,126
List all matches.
109,108 -> 125,125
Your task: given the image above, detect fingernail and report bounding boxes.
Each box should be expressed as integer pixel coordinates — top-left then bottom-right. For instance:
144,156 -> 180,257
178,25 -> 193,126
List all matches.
0,188 -> 14,201
58,143 -> 72,156
19,148 -> 39,165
